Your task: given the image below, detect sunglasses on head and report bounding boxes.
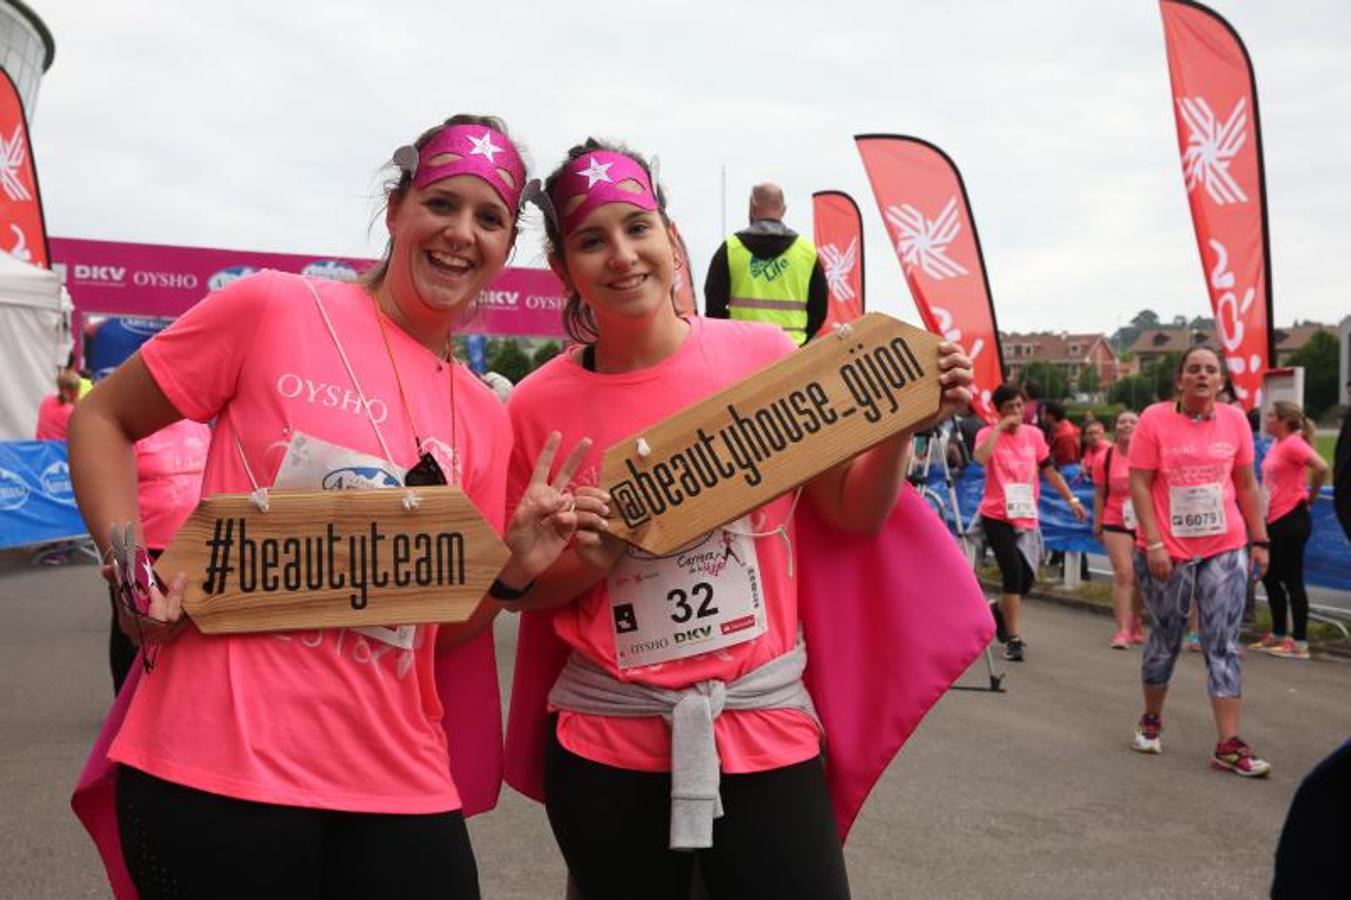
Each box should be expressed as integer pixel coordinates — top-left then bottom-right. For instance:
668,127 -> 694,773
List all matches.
405,451 -> 447,487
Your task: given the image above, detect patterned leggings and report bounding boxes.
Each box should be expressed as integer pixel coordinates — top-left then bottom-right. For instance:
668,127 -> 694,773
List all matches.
1135,547 -> 1248,699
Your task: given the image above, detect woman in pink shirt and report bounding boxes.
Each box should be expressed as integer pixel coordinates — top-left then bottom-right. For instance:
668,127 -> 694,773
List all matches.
501,139 -> 972,900
1092,410 -> 1144,649
1251,401 -> 1328,660
34,369 -> 82,439
68,115 -> 600,898
973,384 -> 1085,662
1127,346 -> 1271,777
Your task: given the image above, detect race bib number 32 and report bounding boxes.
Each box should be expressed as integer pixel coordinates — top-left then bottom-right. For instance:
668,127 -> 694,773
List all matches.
608,520 -> 766,670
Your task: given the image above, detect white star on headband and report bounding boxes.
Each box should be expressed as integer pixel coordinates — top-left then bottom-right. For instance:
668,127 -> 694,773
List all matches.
578,156 -> 613,188
468,131 -> 502,163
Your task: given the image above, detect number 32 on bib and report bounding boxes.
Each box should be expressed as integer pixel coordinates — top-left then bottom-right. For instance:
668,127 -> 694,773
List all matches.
608,517 -> 767,670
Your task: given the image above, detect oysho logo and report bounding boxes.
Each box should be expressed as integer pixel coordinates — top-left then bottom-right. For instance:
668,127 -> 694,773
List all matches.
209,266 -> 260,292
133,270 -> 199,289
0,468 -> 30,510
39,461 -> 76,505
303,260 -> 359,282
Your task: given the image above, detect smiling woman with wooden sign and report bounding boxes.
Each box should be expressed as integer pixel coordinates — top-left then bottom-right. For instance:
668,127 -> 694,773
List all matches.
498,139 -> 973,900
67,115 -> 606,899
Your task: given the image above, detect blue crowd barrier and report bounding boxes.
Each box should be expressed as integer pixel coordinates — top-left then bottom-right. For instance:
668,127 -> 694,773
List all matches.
0,441 -> 89,550
929,462 -> 1350,591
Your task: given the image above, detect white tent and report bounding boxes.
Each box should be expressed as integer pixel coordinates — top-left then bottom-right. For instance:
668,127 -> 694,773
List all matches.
0,252 -> 71,440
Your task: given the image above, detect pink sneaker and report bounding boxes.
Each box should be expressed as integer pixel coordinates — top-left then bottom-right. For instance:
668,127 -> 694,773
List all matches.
1269,639 -> 1311,660
1212,737 -> 1271,777
1247,632 -> 1279,652
1129,618 -> 1146,645
1110,631 -> 1130,650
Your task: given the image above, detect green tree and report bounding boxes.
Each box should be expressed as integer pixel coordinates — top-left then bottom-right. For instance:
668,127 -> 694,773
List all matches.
488,339 -> 532,384
1289,330 -> 1339,419
531,341 -> 562,369
1131,309 -> 1161,328
1019,361 -> 1071,399
1108,375 -> 1156,411
1077,365 -> 1101,396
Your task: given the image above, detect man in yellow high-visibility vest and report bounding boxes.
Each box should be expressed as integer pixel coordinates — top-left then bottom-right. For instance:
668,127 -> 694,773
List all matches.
704,183 -> 827,346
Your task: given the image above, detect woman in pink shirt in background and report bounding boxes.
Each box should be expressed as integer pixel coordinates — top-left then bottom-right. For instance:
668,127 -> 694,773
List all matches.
1250,401 -> 1328,660
34,369 -> 82,439
500,139 -> 971,900
1127,346 -> 1271,777
974,383 -> 1085,662
1092,409 -> 1144,649
68,114 -> 599,898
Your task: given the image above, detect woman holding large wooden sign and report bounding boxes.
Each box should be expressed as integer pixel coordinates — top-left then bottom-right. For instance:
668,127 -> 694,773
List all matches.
68,115 -> 603,898
499,139 -> 973,900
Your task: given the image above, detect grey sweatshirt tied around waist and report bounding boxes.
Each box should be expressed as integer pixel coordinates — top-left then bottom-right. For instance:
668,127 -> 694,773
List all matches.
547,640 -> 819,850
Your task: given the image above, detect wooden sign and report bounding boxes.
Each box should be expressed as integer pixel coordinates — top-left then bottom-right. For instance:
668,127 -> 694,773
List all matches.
155,487 -> 509,634
601,313 -> 942,555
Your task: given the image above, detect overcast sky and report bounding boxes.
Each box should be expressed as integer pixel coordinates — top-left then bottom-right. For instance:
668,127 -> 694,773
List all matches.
28,0 -> 1351,335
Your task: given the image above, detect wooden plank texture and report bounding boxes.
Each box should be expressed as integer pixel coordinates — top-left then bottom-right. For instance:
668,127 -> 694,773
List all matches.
155,486 -> 508,634
601,314 -> 942,555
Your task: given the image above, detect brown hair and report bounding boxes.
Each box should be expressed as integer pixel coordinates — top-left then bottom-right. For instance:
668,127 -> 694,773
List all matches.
541,138 -> 671,344
361,113 -> 521,293
56,369 -> 81,403
1270,399 -> 1315,443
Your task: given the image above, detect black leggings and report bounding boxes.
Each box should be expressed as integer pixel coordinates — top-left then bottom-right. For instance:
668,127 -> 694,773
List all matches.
545,729 -> 850,900
1262,504 -> 1312,641
116,765 -> 480,899
982,516 -> 1035,596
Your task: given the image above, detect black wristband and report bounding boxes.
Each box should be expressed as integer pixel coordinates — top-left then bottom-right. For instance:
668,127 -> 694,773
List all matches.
488,577 -> 534,601
1250,540 -> 1270,549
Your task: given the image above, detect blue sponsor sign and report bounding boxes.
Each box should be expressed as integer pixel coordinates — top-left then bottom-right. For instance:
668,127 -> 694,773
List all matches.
0,442 -> 89,548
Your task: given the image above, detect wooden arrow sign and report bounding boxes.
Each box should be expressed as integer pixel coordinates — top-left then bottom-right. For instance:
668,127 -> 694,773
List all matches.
600,313 -> 943,556
154,486 -> 509,634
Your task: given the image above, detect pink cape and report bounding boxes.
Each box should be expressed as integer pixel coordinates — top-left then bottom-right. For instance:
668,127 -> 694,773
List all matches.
71,631 -> 502,899
504,484 -> 993,840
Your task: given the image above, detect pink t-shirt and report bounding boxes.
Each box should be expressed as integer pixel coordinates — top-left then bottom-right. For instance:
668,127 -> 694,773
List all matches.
136,419 -> 211,550
35,394 -> 74,440
1092,442 -> 1131,529
1128,402 -> 1254,561
976,423 -> 1050,528
1262,433 -> 1315,523
1081,443 -> 1108,482
506,317 -> 821,775
111,271 -> 511,814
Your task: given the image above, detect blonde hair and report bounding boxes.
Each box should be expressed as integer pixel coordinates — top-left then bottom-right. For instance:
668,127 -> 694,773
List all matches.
1271,400 -> 1314,443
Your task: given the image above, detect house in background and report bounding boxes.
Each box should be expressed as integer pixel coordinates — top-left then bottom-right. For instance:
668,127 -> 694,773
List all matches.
1001,331 -> 1119,393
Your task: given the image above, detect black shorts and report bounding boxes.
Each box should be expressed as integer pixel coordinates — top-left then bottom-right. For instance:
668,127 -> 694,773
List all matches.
982,515 -> 1035,595
1101,524 -> 1136,537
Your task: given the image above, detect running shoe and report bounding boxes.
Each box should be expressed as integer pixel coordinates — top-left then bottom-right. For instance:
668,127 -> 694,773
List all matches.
1003,637 -> 1024,662
1247,632 -> 1280,652
1130,622 -> 1147,645
1184,631 -> 1201,652
1110,631 -> 1130,650
989,601 -> 1008,644
1268,639 -> 1311,660
1132,713 -> 1162,754
1212,737 -> 1271,777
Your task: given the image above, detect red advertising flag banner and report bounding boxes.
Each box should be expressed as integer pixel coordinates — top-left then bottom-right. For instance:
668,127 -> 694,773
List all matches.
811,191 -> 865,338
1160,0 -> 1273,409
0,67 -> 49,268
855,135 -> 1004,422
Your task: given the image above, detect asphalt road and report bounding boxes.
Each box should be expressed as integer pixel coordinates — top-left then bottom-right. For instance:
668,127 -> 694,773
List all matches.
2,557 -> 1347,899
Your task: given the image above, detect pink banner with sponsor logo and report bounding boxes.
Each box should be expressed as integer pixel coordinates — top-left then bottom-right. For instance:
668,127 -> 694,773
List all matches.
50,237 -> 568,342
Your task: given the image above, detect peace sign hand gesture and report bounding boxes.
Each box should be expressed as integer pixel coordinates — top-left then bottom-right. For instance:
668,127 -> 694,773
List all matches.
500,432 -> 608,587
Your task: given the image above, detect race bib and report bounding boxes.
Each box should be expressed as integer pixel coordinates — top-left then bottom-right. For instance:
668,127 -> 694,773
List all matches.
608,518 -> 766,670
1169,483 -> 1226,538
1122,498 -> 1137,531
1004,482 -> 1037,520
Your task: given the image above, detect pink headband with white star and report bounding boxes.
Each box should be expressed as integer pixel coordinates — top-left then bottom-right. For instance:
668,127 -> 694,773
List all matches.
399,124 -> 526,211
549,150 -> 661,236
